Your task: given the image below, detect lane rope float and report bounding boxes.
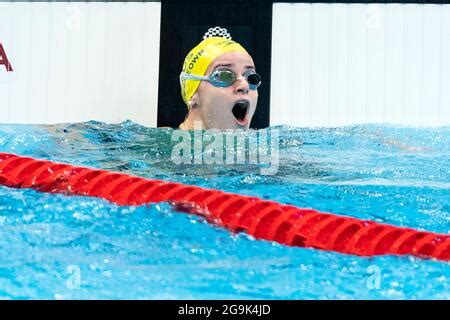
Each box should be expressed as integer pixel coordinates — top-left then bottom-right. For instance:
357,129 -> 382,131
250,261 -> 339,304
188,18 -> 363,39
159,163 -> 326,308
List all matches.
0,152 -> 449,262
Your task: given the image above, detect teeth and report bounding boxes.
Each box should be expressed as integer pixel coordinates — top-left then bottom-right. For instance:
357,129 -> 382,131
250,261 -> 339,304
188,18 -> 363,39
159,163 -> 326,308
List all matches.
237,100 -> 249,107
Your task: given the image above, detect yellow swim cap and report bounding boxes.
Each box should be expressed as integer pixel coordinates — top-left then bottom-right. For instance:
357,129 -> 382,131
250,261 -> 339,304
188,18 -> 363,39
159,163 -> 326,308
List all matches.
180,36 -> 248,108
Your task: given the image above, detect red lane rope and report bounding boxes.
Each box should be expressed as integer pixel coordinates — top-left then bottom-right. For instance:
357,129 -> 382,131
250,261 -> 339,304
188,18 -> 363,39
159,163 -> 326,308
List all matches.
0,152 -> 448,262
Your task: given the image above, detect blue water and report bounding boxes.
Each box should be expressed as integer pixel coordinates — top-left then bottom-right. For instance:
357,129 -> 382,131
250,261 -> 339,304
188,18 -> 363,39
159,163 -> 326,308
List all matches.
0,121 -> 449,299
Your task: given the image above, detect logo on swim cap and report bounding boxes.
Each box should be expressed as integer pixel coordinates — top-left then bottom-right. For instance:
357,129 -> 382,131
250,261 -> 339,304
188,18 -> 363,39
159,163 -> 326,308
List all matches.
184,49 -> 205,73
203,27 -> 232,40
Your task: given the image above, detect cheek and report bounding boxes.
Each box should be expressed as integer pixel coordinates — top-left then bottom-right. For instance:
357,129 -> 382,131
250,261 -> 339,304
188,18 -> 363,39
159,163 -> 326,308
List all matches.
199,88 -> 228,110
198,90 -> 231,125
250,92 -> 258,110
253,91 -> 259,102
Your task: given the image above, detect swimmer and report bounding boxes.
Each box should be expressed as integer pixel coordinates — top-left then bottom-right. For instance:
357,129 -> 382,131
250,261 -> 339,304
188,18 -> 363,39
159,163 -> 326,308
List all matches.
179,27 -> 261,131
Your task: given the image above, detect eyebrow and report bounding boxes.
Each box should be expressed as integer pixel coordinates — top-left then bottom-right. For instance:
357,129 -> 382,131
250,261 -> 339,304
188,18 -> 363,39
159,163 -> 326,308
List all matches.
214,63 -> 256,70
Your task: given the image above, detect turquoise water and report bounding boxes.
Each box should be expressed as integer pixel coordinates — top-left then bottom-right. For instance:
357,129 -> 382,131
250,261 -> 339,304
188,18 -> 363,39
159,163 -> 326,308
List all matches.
0,121 -> 449,299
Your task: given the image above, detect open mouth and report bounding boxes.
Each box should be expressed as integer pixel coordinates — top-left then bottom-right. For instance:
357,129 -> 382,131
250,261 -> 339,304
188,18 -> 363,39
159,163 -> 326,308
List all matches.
232,100 -> 249,123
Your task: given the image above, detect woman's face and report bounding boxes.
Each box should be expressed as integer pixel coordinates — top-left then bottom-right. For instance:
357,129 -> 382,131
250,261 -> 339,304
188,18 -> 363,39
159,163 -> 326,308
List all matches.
192,51 -> 258,131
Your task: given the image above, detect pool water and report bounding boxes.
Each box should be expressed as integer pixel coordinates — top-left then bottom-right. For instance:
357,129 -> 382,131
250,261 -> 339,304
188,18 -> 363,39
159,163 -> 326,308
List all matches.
0,121 -> 449,299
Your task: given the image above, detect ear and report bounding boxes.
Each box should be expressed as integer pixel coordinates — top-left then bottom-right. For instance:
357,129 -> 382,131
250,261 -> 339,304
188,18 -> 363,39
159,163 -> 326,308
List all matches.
189,92 -> 200,109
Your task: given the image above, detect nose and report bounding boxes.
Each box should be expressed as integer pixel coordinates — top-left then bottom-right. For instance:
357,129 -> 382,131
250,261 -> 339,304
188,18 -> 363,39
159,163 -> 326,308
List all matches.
234,76 -> 249,94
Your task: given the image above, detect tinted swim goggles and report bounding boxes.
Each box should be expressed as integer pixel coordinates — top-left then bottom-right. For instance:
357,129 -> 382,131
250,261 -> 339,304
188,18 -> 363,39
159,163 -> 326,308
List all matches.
180,68 -> 261,90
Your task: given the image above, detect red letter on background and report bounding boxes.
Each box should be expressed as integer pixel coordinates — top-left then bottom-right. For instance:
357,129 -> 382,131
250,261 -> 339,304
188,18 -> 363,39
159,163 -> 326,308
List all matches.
0,43 -> 13,72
